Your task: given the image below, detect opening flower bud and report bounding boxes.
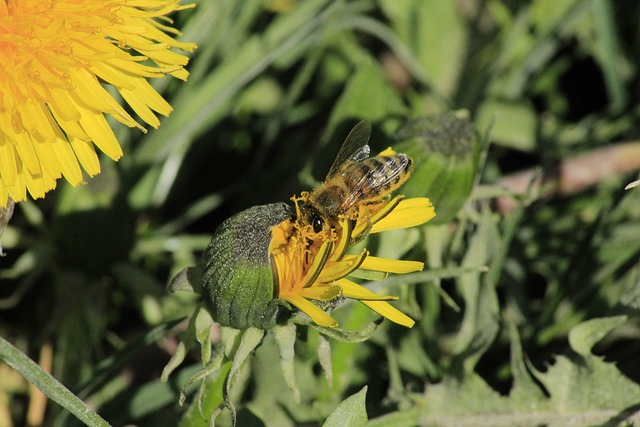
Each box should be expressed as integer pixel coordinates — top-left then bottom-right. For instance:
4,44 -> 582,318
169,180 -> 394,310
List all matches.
201,203 -> 293,330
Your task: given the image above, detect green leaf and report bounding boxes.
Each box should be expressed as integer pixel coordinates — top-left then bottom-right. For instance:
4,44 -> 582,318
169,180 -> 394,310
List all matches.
132,0 -> 339,207
506,319 -> 547,404
380,0 -> 467,96
568,315 -> 628,356
162,341 -> 188,384
177,353 -> 226,407
272,322 -> 301,403
194,307 -> 214,365
451,207 -> 500,372
591,0 -> 627,113
167,267 -> 201,294
249,337 -> 305,426
323,386 -> 368,427
72,318 -> 185,395
364,265 -> 489,290
533,354 -> 640,423
225,327 -> 265,412
162,315 -> 199,384
412,352 -> 640,426
179,359 -> 232,427
310,320 -> 381,343
234,77 -> 283,115
368,408 -> 421,427
327,61 -> 407,133
317,334 -> 333,387
419,374 -> 510,425
530,0 -> 580,34
101,364 -> 201,424
475,99 -> 537,151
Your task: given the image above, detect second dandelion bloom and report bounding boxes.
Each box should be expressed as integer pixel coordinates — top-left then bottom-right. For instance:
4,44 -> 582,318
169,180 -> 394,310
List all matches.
200,121 -> 435,330
0,0 -> 196,207
273,194 -> 434,328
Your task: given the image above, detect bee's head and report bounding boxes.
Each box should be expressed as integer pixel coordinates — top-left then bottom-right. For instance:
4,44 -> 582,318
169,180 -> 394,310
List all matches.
301,204 -> 325,234
291,193 -> 330,238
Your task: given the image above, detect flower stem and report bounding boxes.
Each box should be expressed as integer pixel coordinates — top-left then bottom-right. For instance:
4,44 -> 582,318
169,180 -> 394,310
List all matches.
0,336 -> 111,427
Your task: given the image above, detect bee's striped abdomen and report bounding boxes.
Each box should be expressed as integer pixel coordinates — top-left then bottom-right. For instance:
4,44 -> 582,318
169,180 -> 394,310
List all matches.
345,154 -> 412,200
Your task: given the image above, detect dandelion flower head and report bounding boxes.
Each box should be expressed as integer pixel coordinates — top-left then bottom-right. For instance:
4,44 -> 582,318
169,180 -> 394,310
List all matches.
270,188 -> 435,328
0,0 -> 196,207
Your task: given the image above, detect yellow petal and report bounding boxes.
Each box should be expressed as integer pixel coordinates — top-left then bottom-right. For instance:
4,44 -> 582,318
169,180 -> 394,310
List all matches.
0,1 -> 195,206
0,137 -> 18,186
13,130 -> 42,176
128,76 -> 174,117
330,217 -> 352,261
0,184 -> 7,207
371,198 -> 435,233
70,138 -> 101,177
48,87 -> 82,122
297,285 -> 342,301
282,293 -> 338,328
6,173 -> 27,202
353,197 -> 401,239
118,76 -> 173,128
168,67 -> 190,80
90,62 -> 137,90
318,250 -> 367,282
75,105 -> 124,161
50,136 -> 83,186
106,56 -> 163,78
18,102 -> 55,142
120,86 -> 162,129
52,117 -> 90,143
338,278 -> 399,301
31,137 -> 62,180
359,256 -> 423,274
68,68 -> 119,115
25,171 -> 56,200
360,300 -> 415,328
298,240 -> 332,289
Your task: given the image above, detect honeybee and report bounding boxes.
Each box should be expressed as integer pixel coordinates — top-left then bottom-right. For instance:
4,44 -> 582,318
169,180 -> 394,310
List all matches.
297,121 -> 413,234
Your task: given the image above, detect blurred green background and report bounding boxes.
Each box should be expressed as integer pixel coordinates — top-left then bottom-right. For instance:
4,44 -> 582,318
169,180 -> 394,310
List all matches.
2,0 -> 640,426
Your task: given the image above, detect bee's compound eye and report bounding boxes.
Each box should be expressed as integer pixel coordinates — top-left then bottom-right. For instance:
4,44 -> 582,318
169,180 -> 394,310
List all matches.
303,205 -> 325,234
312,216 -> 324,233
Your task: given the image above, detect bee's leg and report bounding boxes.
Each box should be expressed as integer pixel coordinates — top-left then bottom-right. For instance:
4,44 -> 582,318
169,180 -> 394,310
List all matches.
363,199 -> 385,212
351,199 -> 386,242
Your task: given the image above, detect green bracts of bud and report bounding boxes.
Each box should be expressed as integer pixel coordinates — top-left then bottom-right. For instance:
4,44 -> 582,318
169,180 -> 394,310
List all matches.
201,203 -> 292,330
393,112 -> 479,223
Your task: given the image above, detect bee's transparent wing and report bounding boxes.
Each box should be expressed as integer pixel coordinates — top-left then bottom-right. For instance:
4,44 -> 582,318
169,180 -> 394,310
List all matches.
340,155 -> 409,212
326,121 -> 372,179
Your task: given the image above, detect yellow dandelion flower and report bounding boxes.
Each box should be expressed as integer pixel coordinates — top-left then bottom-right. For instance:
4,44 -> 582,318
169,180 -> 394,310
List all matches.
0,0 -> 196,207
191,122 -> 435,332
271,195 -> 435,328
